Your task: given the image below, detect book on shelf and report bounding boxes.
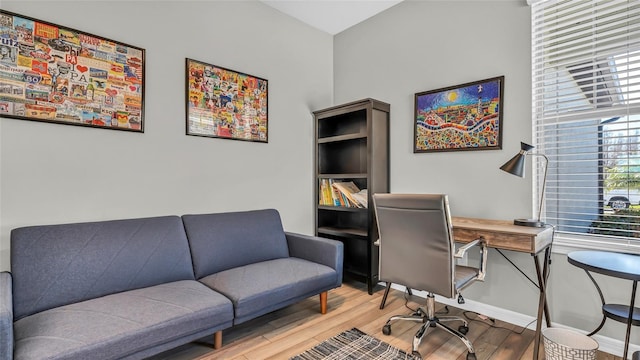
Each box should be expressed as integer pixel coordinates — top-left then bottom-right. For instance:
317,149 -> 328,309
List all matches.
332,181 -> 367,208
319,180 -> 369,208
319,179 -> 332,206
351,189 -> 368,208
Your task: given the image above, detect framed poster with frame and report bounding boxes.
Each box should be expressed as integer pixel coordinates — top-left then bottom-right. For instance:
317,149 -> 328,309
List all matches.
0,10 -> 145,132
186,58 -> 268,143
414,76 -> 504,153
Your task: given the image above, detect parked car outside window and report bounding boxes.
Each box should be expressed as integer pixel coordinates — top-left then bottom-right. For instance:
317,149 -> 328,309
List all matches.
605,189 -> 640,209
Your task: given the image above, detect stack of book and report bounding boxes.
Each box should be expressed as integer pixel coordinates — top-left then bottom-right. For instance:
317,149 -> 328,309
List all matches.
319,180 -> 367,208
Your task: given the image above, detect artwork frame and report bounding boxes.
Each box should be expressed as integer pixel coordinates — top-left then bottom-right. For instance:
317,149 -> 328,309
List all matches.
0,10 -> 145,132
414,76 -> 504,153
185,58 -> 268,143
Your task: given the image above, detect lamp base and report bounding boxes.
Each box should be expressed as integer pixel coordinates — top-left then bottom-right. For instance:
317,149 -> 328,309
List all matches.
513,218 -> 545,227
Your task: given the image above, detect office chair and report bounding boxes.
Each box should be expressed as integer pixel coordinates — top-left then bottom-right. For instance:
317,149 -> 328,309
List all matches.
373,193 -> 487,360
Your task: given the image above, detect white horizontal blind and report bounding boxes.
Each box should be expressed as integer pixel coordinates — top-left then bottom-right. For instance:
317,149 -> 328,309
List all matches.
532,0 -> 640,242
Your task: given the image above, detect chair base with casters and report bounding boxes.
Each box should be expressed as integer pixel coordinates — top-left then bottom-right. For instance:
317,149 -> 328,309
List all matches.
381,293 -> 476,360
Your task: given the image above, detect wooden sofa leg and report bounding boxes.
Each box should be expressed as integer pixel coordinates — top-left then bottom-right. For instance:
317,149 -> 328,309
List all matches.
214,331 -> 222,349
320,291 -> 328,314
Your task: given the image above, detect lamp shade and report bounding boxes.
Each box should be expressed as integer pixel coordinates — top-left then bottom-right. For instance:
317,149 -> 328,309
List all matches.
500,142 -> 535,178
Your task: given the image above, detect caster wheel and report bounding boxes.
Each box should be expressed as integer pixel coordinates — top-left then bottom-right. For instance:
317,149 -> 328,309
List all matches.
411,350 -> 422,359
466,352 -> 477,360
458,325 -> 469,335
382,324 -> 391,335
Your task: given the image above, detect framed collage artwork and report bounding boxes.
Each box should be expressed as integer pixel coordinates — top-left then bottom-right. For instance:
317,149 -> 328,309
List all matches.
414,76 -> 504,153
0,10 -> 145,132
186,58 -> 268,143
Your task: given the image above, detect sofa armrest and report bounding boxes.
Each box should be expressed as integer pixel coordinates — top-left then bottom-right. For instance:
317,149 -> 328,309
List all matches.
0,271 -> 13,360
286,232 -> 343,283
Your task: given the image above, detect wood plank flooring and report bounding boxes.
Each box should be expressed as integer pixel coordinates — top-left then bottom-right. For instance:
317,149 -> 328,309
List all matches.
147,279 -> 621,360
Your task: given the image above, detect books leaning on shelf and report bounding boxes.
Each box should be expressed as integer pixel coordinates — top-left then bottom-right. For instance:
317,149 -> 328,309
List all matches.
332,181 -> 368,208
319,180 -> 369,208
351,189 -> 368,208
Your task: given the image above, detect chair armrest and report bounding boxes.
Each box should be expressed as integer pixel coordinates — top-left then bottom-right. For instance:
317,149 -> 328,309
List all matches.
455,238 -> 480,258
286,232 -> 344,282
455,237 -> 488,281
0,271 -> 13,360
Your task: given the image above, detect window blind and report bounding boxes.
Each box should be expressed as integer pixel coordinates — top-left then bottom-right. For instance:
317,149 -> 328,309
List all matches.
532,0 -> 640,242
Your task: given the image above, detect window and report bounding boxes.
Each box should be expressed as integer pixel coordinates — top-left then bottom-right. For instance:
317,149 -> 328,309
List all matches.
531,0 -> 640,248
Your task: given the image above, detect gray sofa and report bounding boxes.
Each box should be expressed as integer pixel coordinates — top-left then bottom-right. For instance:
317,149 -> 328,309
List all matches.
0,209 -> 343,360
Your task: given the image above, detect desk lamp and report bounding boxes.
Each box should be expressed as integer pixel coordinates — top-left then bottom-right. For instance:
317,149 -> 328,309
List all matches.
500,142 -> 548,227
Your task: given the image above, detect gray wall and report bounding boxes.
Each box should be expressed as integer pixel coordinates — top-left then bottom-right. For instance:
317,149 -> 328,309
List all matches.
0,1 -> 334,270
2,0 -> 637,352
333,0 -> 638,348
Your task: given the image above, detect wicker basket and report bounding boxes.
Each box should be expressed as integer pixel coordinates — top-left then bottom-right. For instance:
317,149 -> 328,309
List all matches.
542,328 -> 598,360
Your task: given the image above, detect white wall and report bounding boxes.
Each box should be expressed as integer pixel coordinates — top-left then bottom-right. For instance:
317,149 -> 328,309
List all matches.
333,0 -> 639,350
0,1 -> 334,271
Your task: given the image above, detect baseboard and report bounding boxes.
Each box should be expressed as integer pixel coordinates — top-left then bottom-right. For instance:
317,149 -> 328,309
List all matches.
386,283 -> 638,359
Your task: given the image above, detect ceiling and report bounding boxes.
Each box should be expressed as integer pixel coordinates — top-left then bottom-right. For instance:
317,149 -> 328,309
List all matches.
260,0 -> 404,35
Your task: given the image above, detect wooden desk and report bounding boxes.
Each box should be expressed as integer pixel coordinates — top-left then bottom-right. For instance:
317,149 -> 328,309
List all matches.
453,217 -> 555,360
452,217 -> 554,254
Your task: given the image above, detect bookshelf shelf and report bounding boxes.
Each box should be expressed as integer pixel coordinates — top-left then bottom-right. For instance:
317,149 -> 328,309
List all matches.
318,173 -> 367,179
317,205 -> 365,213
317,133 -> 367,144
313,98 -> 389,295
317,226 -> 368,239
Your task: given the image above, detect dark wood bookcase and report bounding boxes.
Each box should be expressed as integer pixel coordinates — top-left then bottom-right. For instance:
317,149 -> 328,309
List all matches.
313,98 -> 390,294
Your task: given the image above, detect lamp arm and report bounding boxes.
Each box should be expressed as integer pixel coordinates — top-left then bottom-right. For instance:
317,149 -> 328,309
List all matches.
531,153 -> 549,221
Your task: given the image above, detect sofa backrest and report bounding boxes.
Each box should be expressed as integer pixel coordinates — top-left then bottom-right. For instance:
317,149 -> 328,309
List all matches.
11,215 -> 195,320
183,209 -> 289,279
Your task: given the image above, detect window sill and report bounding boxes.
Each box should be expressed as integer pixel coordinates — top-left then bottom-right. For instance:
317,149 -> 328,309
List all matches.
552,233 -> 640,255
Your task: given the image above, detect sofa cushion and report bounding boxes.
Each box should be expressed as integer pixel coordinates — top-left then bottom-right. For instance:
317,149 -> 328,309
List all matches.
199,258 -> 337,324
13,280 -> 233,360
11,216 -> 195,320
183,209 -> 290,278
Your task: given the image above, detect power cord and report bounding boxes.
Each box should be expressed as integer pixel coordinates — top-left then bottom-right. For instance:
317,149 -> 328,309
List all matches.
402,289 -> 537,335
462,310 -> 537,335
403,288 -> 418,313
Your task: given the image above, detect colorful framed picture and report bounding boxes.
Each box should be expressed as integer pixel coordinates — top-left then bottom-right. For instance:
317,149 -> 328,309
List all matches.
414,76 -> 504,153
185,58 -> 268,143
0,10 -> 145,132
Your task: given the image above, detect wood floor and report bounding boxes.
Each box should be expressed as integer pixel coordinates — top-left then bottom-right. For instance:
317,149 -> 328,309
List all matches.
148,279 -> 622,360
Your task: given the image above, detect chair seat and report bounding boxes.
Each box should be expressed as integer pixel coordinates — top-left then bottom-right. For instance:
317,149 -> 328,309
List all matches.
455,265 -> 479,291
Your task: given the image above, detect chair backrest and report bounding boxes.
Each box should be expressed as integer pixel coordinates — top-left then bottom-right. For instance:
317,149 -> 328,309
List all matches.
373,193 -> 456,298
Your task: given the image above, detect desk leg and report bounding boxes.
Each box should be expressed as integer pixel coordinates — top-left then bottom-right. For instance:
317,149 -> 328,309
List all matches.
380,282 -> 391,309
533,248 -> 552,327
533,246 -> 551,360
624,280 -> 637,360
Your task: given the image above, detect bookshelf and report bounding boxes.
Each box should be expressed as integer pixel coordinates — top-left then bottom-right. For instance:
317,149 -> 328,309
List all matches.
313,98 -> 390,294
